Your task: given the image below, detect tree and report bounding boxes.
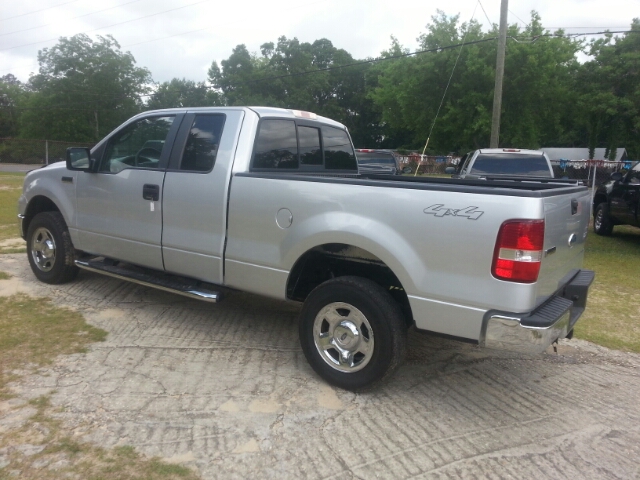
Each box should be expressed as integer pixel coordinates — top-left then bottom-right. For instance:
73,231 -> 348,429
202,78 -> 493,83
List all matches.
369,11 -> 584,153
0,74 -> 28,138
20,34 -> 152,142
146,78 -> 221,110
207,37 -> 384,146
577,19 -> 640,159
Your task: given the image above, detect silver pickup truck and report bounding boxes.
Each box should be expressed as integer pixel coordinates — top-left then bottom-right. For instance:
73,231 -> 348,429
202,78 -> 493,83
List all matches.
18,107 -> 594,390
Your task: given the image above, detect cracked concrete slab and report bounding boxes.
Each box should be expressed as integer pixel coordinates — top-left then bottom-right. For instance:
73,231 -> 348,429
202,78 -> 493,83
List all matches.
1,254 -> 639,479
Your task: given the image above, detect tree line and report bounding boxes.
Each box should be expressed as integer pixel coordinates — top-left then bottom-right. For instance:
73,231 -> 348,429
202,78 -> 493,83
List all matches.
1,11 -> 639,158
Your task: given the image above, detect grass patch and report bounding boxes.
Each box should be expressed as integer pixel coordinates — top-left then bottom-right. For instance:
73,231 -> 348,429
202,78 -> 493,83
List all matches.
575,225 -> 640,353
0,294 -> 200,479
0,172 -> 24,244
0,294 -> 107,396
0,271 -> 10,280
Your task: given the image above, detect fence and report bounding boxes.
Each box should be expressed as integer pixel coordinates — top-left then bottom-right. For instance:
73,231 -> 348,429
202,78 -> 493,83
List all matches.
0,138 -> 95,165
550,159 -> 634,186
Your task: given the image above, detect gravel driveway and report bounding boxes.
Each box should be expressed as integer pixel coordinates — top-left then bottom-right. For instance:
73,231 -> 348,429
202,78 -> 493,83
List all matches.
1,254 -> 639,479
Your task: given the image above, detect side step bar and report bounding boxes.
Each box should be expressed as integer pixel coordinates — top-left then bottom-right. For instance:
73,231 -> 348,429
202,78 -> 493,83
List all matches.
75,258 -> 222,303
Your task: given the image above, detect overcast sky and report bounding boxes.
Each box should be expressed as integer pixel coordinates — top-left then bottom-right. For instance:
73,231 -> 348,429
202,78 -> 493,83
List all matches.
1,0 -> 637,85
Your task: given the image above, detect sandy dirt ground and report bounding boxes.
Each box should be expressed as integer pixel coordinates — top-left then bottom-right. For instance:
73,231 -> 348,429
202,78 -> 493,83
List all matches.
1,253 -> 639,479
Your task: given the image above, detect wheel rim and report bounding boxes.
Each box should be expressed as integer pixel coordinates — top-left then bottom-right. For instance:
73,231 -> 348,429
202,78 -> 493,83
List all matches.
30,227 -> 56,272
595,207 -> 603,231
313,302 -> 374,373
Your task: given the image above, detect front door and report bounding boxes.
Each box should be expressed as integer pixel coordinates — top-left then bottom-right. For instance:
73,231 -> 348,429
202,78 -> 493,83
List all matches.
75,114 -> 182,269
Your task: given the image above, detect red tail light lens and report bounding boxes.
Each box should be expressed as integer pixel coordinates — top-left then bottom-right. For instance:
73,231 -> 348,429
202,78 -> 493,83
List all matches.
492,220 -> 545,283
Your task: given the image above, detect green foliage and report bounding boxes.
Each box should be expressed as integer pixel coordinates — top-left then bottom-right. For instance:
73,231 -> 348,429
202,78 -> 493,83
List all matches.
1,17 -> 639,157
577,19 -> 640,159
208,37 -> 383,146
369,11 -> 584,152
146,78 -> 222,110
0,74 -> 29,138
20,34 -> 152,142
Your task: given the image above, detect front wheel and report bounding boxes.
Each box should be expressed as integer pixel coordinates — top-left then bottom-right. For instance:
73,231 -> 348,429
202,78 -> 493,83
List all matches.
26,211 -> 79,284
299,276 -> 407,391
594,203 -> 613,236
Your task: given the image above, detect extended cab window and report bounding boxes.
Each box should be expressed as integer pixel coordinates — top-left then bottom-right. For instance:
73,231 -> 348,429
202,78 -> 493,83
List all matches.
100,116 -> 174,173
322,126 -> 357,171
253,120 -> 298,169
298,126 -> 322,166
181,114 -> 225,172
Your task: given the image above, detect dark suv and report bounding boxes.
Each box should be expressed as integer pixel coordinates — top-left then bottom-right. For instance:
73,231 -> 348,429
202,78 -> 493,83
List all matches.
593,161 -> 640,235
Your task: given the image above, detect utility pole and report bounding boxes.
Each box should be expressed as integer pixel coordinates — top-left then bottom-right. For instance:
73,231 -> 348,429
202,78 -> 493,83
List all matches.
490,0 -> 508,148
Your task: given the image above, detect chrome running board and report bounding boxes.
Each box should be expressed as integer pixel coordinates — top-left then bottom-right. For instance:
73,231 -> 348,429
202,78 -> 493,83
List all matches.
75,258 -> 222,303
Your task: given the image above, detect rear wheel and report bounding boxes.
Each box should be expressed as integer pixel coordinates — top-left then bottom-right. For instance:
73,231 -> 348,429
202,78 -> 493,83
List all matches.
594,203 -> 613,236
299,276 -> 407,390
26,212 -> 79,284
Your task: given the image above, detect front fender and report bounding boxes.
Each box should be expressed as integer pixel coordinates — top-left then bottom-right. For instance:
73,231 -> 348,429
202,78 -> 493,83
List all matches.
21,164 -> 77,230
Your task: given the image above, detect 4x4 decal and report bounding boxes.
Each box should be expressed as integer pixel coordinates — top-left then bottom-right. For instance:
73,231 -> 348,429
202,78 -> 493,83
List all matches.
423,204 -> 484,220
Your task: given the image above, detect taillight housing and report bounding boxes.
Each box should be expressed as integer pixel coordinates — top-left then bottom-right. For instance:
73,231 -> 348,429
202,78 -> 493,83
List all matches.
492,220 -> 545,283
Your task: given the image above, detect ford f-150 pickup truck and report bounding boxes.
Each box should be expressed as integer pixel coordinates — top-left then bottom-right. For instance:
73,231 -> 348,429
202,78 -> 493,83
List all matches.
18,107 -> 594,390
446,148 -> 555,179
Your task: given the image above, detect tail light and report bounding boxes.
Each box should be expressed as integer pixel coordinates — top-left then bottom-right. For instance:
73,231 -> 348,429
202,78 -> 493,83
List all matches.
492,220 -> 545,283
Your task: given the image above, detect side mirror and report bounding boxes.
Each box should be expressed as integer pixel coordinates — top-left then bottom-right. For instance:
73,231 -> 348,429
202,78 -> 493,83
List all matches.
610,172 -> 623,182
402,166 -> 412,174
66,147 -> 94,172
445,166 -> 456,175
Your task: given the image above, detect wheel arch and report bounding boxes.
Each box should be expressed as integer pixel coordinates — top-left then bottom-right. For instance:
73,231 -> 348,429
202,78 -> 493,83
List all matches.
23,195 -> 63,239
592,193 -> 608,215
286,243 -> 414,326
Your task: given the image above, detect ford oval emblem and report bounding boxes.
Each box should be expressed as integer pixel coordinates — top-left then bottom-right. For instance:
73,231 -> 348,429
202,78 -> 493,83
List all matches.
568,233 -> 577,248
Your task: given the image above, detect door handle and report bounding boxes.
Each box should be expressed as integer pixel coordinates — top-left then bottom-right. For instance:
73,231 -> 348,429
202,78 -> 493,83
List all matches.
143,184 -> 160,201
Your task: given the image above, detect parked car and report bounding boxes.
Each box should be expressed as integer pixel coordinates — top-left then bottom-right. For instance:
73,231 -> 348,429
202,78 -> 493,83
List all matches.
355,149 -> 408,175
446,149 -> 554,179
592,161 -> 640,235
18,107 -> 593,390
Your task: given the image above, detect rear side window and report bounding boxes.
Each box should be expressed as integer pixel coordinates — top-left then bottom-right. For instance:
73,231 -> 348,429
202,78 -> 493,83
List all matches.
298,126 -> 322,166
471,154 -> 551,177
322,126 -> 357,170
180,114 -> 225,172
253,120 -> 298,169
251,119 -> 356,172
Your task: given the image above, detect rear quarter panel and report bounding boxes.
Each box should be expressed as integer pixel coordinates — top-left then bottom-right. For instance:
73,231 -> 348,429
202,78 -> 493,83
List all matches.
225,176 -> 562,340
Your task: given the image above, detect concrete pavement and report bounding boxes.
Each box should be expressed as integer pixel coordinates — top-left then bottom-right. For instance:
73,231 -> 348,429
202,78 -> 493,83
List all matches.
1,254 -> 639,479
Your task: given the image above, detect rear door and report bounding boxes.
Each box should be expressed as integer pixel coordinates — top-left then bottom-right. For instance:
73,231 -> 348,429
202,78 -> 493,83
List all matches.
161,110 -> 244,284
75,114 -> 182,269
611,163 -> 640,226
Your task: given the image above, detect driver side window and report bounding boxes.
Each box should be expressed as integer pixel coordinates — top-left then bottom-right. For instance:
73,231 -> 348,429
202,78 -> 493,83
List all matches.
100,116 -> 175,173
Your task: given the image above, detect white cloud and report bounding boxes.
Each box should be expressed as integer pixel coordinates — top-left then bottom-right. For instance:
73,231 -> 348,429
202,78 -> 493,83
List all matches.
0,0 -> 637,84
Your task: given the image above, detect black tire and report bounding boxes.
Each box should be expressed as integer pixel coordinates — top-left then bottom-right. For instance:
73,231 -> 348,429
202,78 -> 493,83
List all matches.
26,211 -> 79,284
299,276 -> 407,391
594,203 -> 614,236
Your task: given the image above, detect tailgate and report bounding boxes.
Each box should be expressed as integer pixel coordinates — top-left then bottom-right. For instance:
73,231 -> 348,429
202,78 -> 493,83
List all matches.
535,189 -> 591,305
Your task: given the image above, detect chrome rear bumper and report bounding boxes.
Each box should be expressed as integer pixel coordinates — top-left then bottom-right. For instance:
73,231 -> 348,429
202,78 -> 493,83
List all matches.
480,270 -> 595,354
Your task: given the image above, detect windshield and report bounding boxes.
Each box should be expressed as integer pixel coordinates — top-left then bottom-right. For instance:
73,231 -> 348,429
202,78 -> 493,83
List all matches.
356,152 -> 396,165
470,154 -> 551,177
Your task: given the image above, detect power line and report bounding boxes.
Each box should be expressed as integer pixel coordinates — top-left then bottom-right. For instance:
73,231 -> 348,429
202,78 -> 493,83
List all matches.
1,28 -> 637,111
0,0 -> 81,22
508,9 -> 529,28
477,0 -> 493,27
0,0 -> 147,38
1,0 -> 215,52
